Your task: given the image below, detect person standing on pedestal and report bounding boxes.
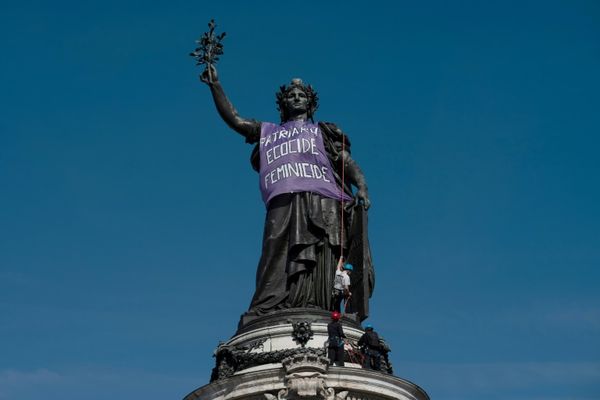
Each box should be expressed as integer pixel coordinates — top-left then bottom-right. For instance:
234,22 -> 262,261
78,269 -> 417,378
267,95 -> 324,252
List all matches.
358,323 -> 382,370
327,311 -> 346,366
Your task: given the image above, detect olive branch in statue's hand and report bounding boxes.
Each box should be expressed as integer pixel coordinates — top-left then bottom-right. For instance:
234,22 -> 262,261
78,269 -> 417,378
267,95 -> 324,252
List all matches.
190,19 -> 226,71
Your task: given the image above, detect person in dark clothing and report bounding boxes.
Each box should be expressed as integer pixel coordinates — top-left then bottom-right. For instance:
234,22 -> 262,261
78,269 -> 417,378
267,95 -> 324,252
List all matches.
327,311 -> 346,366
358,323 -> 382,370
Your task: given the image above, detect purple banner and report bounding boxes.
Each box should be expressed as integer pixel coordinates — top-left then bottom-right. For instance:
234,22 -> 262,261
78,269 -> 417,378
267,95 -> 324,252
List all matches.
259,121 -> 353,205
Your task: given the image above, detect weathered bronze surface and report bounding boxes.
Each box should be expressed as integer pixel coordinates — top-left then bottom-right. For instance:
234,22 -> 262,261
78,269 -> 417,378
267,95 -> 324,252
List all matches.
195,23 -> 375,325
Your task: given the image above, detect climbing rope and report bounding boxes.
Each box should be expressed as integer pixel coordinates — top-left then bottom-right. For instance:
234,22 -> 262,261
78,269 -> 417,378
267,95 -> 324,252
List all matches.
346,340 -> 365,366
340,134 -> 346,260
339,142 -> 347,316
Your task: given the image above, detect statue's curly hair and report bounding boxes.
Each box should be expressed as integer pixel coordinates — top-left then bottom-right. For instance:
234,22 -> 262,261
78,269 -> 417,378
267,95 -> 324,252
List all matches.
275,78 -> 319,123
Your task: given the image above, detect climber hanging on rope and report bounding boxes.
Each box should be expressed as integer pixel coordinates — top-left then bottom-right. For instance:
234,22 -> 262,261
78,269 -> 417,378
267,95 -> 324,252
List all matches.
333,256 -> 353,313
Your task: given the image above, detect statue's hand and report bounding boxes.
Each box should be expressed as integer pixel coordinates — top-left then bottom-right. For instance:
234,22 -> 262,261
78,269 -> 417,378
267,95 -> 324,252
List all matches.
200,64 -> 218,85
356,189 -> 371,210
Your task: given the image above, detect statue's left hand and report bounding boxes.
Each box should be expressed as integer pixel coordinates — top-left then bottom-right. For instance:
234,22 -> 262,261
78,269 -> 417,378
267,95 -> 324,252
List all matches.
356,189 -> 371,210
200,64 -> 218,85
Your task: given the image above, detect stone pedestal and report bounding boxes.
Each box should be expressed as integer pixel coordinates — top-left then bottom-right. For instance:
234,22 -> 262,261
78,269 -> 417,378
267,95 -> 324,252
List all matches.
183,309 -> 429,400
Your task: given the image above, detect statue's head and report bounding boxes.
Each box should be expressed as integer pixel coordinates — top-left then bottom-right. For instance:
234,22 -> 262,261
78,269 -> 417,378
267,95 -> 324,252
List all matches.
276,78 -> 319,122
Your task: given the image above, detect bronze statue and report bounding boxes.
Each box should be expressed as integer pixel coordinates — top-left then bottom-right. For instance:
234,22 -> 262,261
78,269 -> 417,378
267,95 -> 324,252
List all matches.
195,22 -> 374,322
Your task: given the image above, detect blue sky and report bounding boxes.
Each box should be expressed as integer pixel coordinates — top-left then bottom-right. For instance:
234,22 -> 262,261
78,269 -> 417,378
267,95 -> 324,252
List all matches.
1,1 -> 599,399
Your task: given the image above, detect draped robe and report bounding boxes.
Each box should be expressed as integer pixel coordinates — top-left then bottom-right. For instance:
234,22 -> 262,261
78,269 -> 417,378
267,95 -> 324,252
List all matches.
242,121 -> 374,321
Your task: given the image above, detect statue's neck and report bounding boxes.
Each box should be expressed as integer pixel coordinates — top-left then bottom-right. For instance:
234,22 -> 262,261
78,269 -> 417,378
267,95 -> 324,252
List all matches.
285,111 -> 309,122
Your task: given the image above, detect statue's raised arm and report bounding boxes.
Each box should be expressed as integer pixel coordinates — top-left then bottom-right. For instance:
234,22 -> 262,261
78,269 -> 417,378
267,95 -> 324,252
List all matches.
200,65 -> 260,141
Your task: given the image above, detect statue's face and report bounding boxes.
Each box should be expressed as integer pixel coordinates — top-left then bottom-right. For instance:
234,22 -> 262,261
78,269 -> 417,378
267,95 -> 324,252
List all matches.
284,87 -> 309,114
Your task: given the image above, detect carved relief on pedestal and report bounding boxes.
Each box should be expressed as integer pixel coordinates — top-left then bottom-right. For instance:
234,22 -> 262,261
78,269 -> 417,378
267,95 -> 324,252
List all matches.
264,354 -> 349,400
290,321 -> 314,348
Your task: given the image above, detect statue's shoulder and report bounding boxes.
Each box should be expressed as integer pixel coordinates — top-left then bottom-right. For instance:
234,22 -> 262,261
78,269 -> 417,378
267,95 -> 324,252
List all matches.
244,118 -> 263,145
319,121 -> 342,134
319,121 -> 352,153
